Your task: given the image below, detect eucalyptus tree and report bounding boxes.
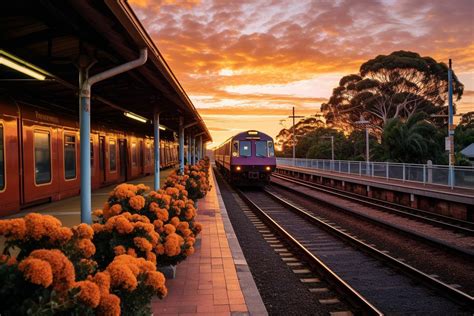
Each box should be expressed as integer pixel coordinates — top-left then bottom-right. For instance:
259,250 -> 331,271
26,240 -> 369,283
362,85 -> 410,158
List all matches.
321,51 -> 464,135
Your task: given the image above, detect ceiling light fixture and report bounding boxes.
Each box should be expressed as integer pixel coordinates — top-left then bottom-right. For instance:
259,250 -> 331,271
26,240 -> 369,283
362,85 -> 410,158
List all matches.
124,112 -> 147,123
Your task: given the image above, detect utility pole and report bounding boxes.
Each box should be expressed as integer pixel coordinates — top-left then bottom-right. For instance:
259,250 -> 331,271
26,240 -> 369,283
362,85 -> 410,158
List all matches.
288,106 -> 304,164
355,116 -> 370,175
447,59 -> 455,188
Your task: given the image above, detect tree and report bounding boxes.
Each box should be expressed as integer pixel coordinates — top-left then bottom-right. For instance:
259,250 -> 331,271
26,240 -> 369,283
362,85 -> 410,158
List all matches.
275,116 -> 324,156
321,51 -> 464,135
381,113 -> 444,163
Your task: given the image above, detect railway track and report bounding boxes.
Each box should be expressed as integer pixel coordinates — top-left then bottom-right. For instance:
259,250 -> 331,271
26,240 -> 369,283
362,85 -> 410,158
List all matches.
271,173 -> 474,258
237,188 -> 474,315
272,173 -> 474,234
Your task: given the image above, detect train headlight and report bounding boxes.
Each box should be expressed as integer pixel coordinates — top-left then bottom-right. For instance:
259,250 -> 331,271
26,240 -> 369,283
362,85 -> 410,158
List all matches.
236,166 -> 241,171
265,166 -> 271,171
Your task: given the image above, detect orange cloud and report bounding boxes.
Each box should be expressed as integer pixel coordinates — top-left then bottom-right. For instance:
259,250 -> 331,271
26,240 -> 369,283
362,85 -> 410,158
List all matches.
130,0 -> 474,145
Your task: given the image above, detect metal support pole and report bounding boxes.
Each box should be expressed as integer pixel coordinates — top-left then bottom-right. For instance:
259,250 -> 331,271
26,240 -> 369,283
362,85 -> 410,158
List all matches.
179,117 -> 184,174
192,137 -> 196,164
153,112 -> 160,191
187,134 -> 192,165
292,107 -> 296,162
79,67 -> 92,224
197,135 -> 202,160
77,49 -> 147,224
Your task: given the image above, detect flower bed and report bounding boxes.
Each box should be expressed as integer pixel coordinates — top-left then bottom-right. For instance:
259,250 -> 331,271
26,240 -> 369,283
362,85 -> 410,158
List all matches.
0,158 -> 211,315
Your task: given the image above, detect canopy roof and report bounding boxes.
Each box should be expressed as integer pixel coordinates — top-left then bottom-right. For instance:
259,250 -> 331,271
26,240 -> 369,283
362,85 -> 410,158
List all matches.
0,0 -> 211,141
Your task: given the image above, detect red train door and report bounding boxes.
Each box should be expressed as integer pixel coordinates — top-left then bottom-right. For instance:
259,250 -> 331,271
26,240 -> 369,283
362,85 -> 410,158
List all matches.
99,136 -> 106,184
119,139 -> 127,182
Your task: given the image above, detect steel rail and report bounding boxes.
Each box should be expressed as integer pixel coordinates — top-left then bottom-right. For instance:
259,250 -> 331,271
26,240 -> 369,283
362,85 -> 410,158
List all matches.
260,189 -> 474,309
272,173 -> 474,234
236,189 -> 384,316
270,174 -> 474,258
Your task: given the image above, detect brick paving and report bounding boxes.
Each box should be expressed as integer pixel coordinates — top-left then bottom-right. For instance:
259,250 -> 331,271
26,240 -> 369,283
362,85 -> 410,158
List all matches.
152,168 -> 267,316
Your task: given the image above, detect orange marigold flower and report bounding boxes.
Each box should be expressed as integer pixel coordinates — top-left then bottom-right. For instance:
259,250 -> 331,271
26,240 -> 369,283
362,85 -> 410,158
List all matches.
77,238 -> 96,258
129,195 -> 145,211
114,245 -> 126,256
136,184 -> 149,191
144,270 -> 167,294
156,208 -> 169,222
153,219 -> 164,229
127,248 -> 137,257
155,243 -> 165,255
134,237 -> 153,253
18,258 -> 53,288
164,233 -> 183,257
170,216 -> 180,227
184,246 -> 195,256
97,294 -> 121,316
74,223 -> 94,239
0,218 -> 26,240
182,228 -> 192,237
92,223 -> 105,233
110,204 -> 122,216
194,222 -> 203,234
90,271 -> 111,296
93,209 -> 103,217
177,221 -> 189,231
163,224 -> 176,235
149,202 -> 159,212
75,280 -> 101,308
29,249 -> 75,293
106,256 -> 139,291
146,252 -> 157,264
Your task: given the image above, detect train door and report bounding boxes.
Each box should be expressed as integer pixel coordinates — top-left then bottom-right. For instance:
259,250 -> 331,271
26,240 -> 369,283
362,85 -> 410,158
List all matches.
119,139 -> 127,182
99,136 -> 106,184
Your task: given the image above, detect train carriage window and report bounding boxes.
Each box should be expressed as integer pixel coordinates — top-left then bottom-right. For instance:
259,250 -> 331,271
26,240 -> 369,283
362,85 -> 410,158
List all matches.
267,141 -> 275,157
34,131 -> 51,184
131,142 -> 137,166
0,124 -> 4,190
64,135 -> 76,179
239,140 -> 251,157
90,138 -> 94,168
255,141 -> 268,157
232,141 -> 239,157
109,139 -> 117,172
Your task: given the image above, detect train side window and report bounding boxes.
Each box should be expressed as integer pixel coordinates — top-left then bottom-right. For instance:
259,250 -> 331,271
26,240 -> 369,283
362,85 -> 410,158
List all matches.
131,142 -> 137,166
0,124 -> 4,190
90,138 -> 94,168
232,141 -> 239,157
267,141 -> 275,157
34,130 -> 51,184
109,139 -> 117,172
239,140 -> 251,157
64,135 -> 76,179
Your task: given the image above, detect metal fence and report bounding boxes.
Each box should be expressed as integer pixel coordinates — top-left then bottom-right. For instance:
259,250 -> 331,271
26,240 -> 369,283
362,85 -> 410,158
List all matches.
276,158 -> 474,190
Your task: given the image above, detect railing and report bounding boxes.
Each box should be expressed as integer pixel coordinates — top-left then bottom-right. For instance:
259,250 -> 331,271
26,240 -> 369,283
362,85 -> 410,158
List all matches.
276,158 -> 474,190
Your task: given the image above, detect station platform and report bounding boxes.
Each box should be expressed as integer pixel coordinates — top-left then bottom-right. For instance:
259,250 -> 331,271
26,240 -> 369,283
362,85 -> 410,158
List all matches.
276,165 -> 474,202
275,165 -> 473,222
152,168 -> 267,316
1,168 -> 177,224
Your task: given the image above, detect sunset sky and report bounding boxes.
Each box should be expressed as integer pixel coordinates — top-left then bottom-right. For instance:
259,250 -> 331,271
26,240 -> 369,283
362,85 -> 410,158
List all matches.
130,0 -> 474,147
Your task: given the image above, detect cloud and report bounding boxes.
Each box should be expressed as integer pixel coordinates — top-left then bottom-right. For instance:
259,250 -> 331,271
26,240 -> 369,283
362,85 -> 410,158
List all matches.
130,0 -> 474,144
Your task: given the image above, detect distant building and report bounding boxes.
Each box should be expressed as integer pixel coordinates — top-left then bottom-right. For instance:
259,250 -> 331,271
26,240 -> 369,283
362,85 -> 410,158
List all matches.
461,143 -> 474,164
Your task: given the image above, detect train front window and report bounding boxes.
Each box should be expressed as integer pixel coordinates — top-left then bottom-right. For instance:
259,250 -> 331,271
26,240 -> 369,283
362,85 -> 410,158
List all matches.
0,124 -> 4,190
64,135 -> 76,179
255,141 -> 268,157
34,131 -> 51,184
232,141 -> 239,157
239,141 -> 251,157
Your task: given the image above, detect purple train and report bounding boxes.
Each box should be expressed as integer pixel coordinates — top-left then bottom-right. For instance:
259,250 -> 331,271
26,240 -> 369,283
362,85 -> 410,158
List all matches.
214,130 -> 276,186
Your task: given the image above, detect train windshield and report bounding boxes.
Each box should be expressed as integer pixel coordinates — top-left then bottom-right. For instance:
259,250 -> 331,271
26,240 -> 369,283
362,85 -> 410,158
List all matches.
239,141 -> 251,157
255,141 -> 268,157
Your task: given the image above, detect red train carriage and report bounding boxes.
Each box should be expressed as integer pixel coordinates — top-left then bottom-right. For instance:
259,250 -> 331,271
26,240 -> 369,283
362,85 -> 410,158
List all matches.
0,98 -> 178,216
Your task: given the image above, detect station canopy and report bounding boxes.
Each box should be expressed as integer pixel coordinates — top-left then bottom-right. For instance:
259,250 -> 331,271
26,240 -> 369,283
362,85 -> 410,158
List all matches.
0,0 -> 211,142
